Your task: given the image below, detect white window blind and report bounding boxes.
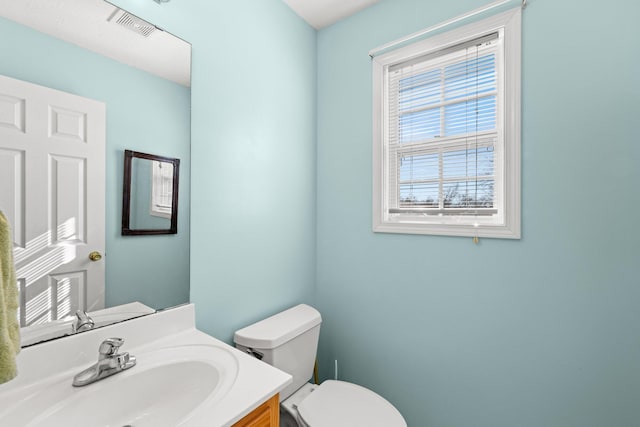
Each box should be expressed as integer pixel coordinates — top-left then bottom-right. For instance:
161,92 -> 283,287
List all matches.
388,34 -> 499,216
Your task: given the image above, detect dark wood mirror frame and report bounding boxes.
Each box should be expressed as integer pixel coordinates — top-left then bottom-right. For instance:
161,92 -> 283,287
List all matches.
122,149 -> 180,235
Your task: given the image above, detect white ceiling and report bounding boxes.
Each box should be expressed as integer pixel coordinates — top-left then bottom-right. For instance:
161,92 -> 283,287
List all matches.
0,0 -> 191,87
282,0 -> 380,29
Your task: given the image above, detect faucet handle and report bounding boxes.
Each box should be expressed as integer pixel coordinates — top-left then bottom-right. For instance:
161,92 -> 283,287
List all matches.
75,310 -> 89,321
74,310 -> 95,332
99,338 -> 124,357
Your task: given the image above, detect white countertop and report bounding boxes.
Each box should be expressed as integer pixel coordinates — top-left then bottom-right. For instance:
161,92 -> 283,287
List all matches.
0,304 -> 292,426
20,301 -> 156,347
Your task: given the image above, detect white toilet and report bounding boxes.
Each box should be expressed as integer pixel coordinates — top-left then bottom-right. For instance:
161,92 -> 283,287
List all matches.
234,304 -> 407,427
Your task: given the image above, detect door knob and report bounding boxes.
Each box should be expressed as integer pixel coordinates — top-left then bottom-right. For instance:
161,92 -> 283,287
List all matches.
88,251 -> 102,262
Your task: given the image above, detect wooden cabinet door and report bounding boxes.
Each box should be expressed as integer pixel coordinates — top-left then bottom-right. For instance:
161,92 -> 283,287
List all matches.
233,394 -> 279,427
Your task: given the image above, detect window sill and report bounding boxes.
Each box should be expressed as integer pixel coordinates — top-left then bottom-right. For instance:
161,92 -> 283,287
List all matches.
373,220 -> 520,239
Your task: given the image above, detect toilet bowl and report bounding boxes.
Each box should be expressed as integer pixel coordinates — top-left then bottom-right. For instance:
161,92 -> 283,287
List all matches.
282,380 -> 405,427
234,304 -> 406,427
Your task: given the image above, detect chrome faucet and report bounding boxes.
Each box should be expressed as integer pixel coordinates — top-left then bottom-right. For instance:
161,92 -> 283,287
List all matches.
73,310 -> 95,333
72,338 -> 136,387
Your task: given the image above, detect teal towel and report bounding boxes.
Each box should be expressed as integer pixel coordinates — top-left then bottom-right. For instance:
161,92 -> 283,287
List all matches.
0,210 -> 20,384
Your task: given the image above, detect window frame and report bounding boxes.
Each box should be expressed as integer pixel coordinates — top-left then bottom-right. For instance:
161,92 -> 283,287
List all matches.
372,7 -> 521,239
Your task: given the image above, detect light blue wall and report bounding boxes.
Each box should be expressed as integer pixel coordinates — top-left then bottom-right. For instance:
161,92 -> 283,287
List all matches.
186,0 -> 317,341
0,16 -> 191,310
111,0 -> 317,342
317,0 -> 640,426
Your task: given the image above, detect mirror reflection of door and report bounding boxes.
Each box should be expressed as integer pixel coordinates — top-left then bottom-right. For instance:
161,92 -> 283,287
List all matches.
0,74 -> 106,326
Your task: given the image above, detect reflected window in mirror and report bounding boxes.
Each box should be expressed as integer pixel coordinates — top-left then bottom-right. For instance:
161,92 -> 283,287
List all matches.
151,160 -> 174,219
122,150 -> 180,235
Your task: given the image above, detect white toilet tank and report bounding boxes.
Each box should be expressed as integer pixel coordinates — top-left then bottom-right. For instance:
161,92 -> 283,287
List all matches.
234,304 -> 322,400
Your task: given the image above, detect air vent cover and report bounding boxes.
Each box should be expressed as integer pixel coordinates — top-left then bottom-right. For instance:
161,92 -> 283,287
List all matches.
109,10 -> 156,37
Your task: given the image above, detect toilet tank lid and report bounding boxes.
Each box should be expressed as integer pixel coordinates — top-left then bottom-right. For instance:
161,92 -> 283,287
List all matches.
234,304 -> 322,350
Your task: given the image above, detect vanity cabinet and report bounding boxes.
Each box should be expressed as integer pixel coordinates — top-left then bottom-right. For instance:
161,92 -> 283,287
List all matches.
232,394 -> 279,427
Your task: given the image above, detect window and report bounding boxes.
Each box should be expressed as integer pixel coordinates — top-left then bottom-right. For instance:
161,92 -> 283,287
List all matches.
150,160 -> 174,219
372,8 -> 521,238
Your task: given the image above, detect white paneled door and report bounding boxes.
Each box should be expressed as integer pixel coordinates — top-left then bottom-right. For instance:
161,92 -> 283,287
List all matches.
0,74 -> 105,327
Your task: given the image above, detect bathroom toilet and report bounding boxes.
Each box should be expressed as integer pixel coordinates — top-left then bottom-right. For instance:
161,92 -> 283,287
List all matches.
234,304 -> 407,427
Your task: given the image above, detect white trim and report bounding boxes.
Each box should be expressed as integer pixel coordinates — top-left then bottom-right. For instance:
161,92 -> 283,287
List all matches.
373,7 -> 520,67
368,0 -> 514,58
502,6 -> 521,239
372,7 -> 521,239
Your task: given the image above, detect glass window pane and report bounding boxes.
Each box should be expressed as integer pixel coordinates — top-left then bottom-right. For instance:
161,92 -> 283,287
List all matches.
444,96 -> 496,136
442,146 -> 494,179
399,108 -> 441,143
442,180 -> 494,208
399,153 -> 439,181
399,182 -> 440,207
444,54 -> 496,101
399,69 -> 441,111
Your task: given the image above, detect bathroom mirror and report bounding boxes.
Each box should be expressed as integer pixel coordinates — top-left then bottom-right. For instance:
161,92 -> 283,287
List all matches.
122,150 -> 180,235
0,0 -> 191,347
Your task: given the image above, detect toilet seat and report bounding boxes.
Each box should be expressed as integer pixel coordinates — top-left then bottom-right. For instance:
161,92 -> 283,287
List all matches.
296,380 -> 406,427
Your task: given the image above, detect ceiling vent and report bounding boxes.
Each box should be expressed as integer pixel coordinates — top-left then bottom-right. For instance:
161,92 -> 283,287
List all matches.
108,9 -> 157,37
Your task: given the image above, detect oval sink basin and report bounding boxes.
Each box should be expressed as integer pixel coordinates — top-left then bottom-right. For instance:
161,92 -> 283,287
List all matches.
4,344 -> 239,426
